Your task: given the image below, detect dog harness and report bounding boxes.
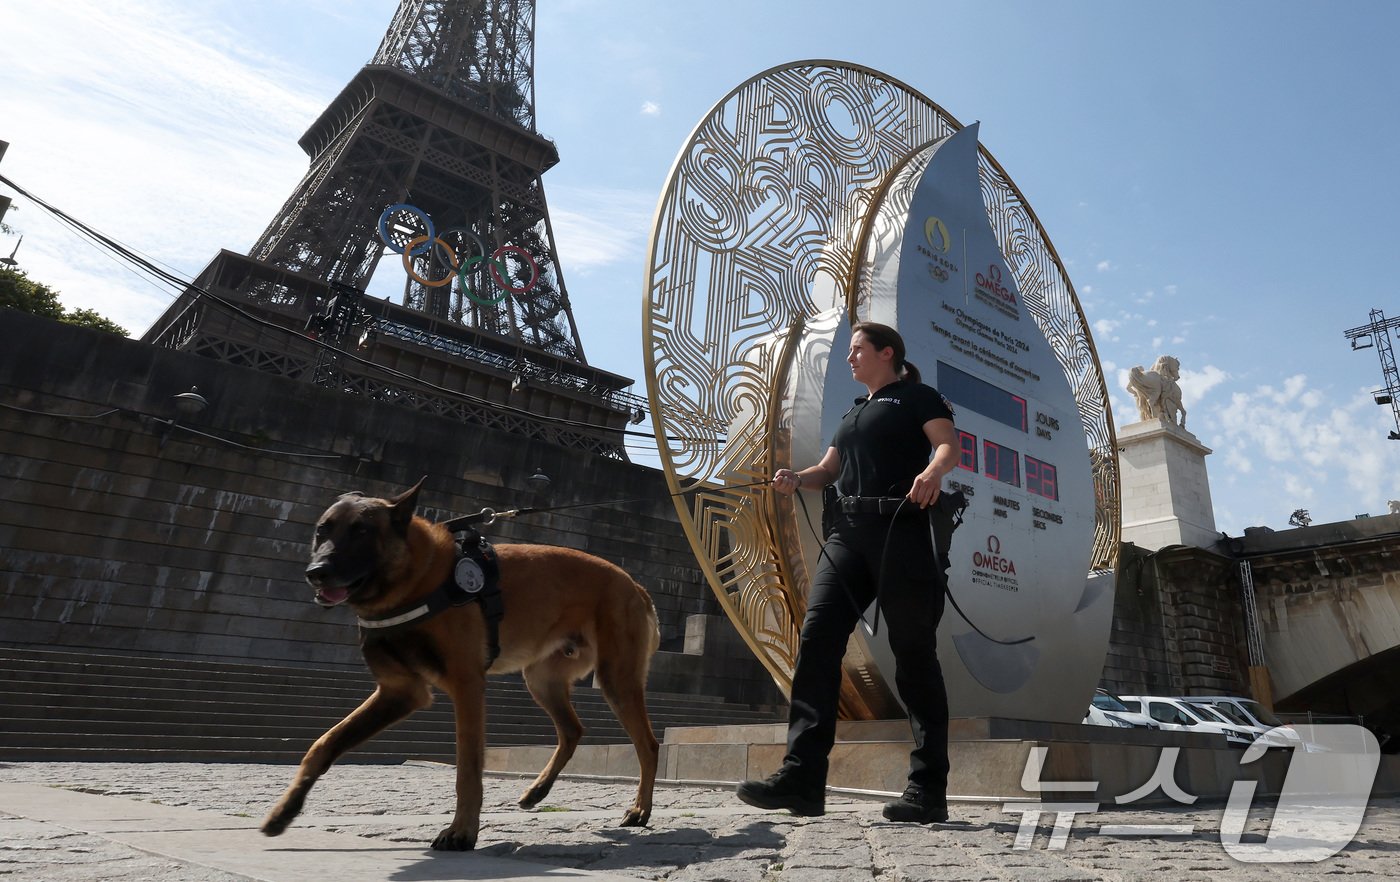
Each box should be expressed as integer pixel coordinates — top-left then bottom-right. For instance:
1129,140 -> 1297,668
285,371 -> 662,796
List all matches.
356,527 -> 505,669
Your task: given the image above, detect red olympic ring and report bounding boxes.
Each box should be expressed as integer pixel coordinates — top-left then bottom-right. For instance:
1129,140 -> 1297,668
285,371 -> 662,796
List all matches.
488,244 -> 540,294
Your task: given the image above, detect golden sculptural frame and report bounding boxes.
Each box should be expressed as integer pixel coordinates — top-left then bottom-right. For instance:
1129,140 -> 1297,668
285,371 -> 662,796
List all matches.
642,60 -> 1119,713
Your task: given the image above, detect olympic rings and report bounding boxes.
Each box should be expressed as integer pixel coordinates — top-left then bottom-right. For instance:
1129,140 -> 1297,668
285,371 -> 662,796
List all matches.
377,204 -> 542,301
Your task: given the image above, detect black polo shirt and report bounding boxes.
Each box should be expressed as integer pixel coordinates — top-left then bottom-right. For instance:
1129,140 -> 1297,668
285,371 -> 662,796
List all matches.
832,380 -> 954,497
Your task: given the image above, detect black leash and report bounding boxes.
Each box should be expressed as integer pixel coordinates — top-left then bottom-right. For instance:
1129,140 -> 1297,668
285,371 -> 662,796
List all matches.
794,491 -> 881,631
797,490 -> 1034,646
440,477 -> 776,531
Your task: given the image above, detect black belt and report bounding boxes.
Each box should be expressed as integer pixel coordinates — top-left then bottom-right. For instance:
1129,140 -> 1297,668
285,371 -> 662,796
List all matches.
838,496 -> 920,516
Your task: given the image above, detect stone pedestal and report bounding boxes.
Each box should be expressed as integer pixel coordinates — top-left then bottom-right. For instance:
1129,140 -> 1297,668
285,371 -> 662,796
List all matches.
1118,418 -> 1219,550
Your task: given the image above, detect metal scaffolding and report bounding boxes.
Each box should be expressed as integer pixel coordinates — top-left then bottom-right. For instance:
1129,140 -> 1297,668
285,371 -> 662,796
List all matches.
1344,308 -> 1400,439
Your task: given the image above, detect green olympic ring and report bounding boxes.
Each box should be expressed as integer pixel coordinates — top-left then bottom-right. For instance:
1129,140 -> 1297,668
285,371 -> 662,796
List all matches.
458,255 -> 511,305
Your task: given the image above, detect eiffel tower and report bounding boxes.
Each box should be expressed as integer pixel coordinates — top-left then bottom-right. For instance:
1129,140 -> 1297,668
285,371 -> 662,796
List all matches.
144,0 -> 638,457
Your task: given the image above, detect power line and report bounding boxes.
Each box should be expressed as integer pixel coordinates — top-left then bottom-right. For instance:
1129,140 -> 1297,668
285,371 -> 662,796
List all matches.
0,173 -> 727,449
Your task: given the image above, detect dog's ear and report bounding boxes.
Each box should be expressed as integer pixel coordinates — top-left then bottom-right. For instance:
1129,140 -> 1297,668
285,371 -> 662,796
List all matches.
387,477 -> 426,532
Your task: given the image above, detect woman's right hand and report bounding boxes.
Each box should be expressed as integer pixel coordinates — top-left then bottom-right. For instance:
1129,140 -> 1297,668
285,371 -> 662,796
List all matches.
773,469 -> 803,496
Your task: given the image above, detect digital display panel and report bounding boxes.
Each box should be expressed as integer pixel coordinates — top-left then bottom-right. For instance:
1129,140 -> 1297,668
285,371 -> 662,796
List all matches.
983,439 -> 1020,487
1025,455 -> 1059,501
937,361 -> 1027,433
958,430 -> 978,472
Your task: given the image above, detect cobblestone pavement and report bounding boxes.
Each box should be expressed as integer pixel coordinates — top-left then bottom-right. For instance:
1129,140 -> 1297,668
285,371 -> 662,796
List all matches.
2,762 -> 1398,881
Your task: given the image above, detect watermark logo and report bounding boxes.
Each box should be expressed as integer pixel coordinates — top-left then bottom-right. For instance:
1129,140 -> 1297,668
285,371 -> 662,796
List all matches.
1005,725 -> 1379,862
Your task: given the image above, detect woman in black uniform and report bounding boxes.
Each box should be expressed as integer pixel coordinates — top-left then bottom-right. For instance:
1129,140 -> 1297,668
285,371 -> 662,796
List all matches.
736,321 -> 959,824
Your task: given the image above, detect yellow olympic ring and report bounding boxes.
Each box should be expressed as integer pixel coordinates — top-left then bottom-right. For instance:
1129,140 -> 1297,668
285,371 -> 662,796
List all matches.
402,235 -> 458,288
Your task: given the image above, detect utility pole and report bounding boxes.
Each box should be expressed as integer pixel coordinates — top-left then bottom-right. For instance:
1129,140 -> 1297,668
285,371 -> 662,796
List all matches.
0,140 -> 13,227
1343,308 -> 1400,439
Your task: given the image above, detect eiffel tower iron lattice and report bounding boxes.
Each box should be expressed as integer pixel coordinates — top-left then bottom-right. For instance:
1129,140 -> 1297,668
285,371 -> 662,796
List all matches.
143,0 -> 642,460
248,0 -> 582,361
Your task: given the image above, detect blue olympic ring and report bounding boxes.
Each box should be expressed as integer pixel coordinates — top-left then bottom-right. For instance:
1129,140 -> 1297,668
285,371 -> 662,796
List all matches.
378,204 -> 436,257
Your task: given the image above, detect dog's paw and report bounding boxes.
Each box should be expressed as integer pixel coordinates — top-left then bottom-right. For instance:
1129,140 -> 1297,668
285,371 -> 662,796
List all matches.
518,784 -> 551,810
619,805 -> 652,827
431,827 -> 477,851
260,813 -> 292,837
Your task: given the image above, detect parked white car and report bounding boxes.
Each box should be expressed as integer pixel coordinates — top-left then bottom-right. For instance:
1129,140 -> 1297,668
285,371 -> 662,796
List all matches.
1180,699 -> 1294,748
1086,689 -> 1157,729
1118,695 -> 1256,747
1084,700 -> 1135,728
1187,695 -> 1321,751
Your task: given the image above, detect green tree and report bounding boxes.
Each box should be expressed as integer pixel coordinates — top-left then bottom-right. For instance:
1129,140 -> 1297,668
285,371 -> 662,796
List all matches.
0,266 -> 129,335
0,265 -> 63,319
64,307 -> 130,336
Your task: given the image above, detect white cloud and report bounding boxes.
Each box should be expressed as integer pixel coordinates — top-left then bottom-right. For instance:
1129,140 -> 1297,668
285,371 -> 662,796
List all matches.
547,185 -> 656,275
1208,377 -> 1400,530
1096,260 -> 1113,272
1178,364 -> 1229,405
1,0 -> 331,334
640,101 -> 662,117
1093,318 -> 1119,339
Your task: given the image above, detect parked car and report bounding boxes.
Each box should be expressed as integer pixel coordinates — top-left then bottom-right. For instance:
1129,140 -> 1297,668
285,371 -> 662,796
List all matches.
1084,700 -> 1135,728
1118,695 -> 1256,747
1188,695 -> 1285,730
1087,689 -> 1157,729
1180,699 -> 1294,748
1187,695 -> 1321,751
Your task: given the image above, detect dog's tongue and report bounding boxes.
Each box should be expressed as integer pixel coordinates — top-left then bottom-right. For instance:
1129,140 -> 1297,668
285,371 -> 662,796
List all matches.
319,586 -> 350,606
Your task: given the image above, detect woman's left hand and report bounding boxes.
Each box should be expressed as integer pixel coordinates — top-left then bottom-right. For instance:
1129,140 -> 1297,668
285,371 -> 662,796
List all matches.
907,472 -> 942,509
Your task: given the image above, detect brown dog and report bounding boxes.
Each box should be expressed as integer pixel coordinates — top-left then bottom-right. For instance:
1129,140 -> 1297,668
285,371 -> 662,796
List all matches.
260,480 -> 661,850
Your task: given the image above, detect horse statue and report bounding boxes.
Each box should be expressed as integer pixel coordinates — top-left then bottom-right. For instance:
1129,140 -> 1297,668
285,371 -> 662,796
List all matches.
1126,355 -> 1186,428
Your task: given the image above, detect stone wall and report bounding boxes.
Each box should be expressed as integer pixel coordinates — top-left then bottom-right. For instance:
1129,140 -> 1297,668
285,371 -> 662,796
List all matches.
1100,543 -> 1176,696
1100,542 -> 1249,699
1229,517 -> 1400,734
0,310 -> 776,702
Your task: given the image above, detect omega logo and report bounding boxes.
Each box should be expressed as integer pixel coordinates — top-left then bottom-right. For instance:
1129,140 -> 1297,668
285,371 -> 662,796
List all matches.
973,534 -> 1017,574
975,264 -> 1016,304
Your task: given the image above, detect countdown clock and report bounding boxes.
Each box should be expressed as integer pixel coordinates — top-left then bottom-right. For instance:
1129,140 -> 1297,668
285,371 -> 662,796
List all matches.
643,61 -> 1119,722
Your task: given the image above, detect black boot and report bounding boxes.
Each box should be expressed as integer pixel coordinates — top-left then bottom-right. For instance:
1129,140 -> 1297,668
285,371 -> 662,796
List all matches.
736,766 -> 825,817
882,783 -> 948,823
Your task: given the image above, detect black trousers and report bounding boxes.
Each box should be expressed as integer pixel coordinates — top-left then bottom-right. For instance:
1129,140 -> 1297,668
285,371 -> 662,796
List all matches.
783,511 -> 950,794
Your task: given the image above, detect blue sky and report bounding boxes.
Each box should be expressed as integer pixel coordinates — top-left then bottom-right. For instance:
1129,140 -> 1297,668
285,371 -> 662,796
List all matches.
3,0 -> 1399,535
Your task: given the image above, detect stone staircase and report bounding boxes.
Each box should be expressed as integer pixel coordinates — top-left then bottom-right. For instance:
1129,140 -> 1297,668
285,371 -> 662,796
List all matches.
0,647 -> 784,764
